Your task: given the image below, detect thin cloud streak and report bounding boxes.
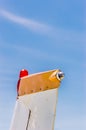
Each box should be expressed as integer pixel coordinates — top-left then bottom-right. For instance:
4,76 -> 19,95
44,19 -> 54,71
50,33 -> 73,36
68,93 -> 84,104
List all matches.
0,9 -> 52,34
0,40 -> 84,66
0,42 -> 76,64
0,9 -> 85,42
55,118 -> 85,130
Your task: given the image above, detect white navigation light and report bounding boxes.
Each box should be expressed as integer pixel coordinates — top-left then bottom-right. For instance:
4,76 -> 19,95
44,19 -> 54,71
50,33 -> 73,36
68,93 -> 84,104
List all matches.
56,71 -> 64,81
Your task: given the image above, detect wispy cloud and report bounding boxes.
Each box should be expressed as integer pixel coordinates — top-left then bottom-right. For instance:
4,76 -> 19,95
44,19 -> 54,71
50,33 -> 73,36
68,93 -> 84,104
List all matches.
0,9 -> 85,42
0,9 -> 52,34
0,41 -> 63,63
55,118 -> 86,130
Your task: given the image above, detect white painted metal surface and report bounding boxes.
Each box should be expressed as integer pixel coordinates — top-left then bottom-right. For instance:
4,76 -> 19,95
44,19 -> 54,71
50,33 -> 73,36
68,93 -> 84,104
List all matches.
10,88 -> 58,130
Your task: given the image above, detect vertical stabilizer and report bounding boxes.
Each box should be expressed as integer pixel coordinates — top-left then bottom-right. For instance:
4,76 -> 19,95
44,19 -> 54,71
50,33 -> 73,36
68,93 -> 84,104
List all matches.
10,69 -> 64,130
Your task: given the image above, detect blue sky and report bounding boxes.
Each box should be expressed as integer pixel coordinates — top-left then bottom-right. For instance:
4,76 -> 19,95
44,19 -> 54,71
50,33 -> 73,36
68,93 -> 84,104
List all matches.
0,0 -> 85,130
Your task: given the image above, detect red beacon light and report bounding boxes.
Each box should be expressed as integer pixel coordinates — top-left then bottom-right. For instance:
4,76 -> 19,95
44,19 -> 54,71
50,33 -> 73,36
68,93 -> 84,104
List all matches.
17,69 -> 28,97
19,69 -> 29,78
